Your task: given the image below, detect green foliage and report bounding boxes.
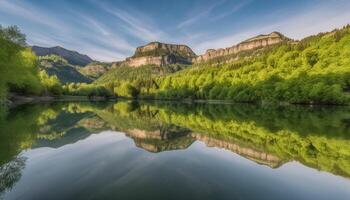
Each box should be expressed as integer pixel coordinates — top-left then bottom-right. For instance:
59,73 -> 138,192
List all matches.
38,55 -> 92,84
0,25 -> 25,47
114,83 -> 139,98
0,25 -> 68,101
62,83 -> 113,97
95,64 -> 189,98
38,70 -> 62,95
150,26 -> 350,104
38,54 -> 69,64
0,26 -> 41,99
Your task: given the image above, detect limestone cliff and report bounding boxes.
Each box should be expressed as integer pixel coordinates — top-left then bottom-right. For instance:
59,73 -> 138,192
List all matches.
124,42 -> 196,67
121,32 -> 289,67
193,32 -> 289,63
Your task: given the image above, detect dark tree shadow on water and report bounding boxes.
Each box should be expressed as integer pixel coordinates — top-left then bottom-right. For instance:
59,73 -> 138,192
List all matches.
0,156 -> 26,198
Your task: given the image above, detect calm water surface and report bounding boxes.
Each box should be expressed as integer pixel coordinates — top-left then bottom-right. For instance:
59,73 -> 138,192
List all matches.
0,101 -> 350,200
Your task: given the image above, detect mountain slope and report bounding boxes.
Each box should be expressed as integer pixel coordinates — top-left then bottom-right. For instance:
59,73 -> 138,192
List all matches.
38,55 -> 92,84
95,32 -> 290,87
95,64 -> 189,84
151,26 -> 350,104
32,46 -> 93,66
79,61 -> 120,80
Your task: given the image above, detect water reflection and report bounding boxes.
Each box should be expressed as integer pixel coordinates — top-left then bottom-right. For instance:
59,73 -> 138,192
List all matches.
0,101 -> 350,199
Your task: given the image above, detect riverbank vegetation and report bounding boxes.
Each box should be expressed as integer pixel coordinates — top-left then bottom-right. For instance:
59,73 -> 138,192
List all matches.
0,25 -> 113,104
0,25 -> 63,104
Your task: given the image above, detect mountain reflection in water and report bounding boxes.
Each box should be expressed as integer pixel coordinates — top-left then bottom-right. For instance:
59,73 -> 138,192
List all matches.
0,101 -> 350,199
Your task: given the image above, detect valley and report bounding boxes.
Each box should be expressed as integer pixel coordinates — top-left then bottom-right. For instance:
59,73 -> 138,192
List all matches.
1,1 -> 350,199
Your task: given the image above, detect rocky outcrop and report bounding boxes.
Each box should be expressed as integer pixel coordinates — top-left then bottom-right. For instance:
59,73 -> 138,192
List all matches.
79,62 -> 118,79
193,32 -> 289,63
124,42 -> 196,67
123,32 -> 289,67
32,46 -> 93,66
125,128 -> 194,153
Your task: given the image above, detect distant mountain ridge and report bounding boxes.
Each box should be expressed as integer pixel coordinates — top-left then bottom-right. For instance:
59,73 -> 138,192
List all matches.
31,31 -> 289,68
120,32 -> 289,67
193,32 -> 290,63
32,46 -> 93,66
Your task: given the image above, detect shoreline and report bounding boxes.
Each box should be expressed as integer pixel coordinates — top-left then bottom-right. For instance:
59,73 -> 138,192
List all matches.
6,94 -> 349,108
7,94 -> 115,107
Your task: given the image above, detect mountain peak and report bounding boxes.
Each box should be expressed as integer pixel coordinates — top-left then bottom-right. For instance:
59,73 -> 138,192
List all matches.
133,41 -> 196,57
241,31 -> 289,44
124,42 -> 196,67
32,46 -> 93,66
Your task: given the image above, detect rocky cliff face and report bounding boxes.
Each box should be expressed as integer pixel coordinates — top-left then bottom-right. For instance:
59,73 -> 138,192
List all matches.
32,46 -> 93,66
123,128 -> 283,167
193,32 -> 289,63
192,133 -> 284,168
124,127 -> 194,153
124,42 -> 196,67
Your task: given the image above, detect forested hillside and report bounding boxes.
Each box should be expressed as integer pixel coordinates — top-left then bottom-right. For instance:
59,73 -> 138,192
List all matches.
152,26 -> 350,104
38,55 -> 92,83
0,25 -> 62,104
32,45 -> 93,66
94,64 -> 189,98
79,61 -> 116,80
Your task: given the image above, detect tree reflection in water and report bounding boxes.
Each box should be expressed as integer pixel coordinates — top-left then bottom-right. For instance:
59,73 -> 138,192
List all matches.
0,100 -> 350,194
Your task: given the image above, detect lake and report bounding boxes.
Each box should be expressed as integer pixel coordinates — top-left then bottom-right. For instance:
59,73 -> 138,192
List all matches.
0,101 -> 350,200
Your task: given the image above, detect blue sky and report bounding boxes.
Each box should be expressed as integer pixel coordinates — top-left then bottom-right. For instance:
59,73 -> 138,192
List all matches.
1,0 -> 350,61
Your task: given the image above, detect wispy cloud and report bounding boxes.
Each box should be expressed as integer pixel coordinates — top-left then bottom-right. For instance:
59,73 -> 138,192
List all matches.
177,0 -> 226,29
0,0 -> 64,31
81,46 -> 128,62
177,0 -> 249,29
271,3 -> 350,40
192,2 -> 350,54
76,13 -> 135,52
79,15 -> 110,36
27,33 -> 65,47
0,0 -> 135,61
210,0 -> 251,21
2,0 -> 350,62
96,2 -> 167,42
